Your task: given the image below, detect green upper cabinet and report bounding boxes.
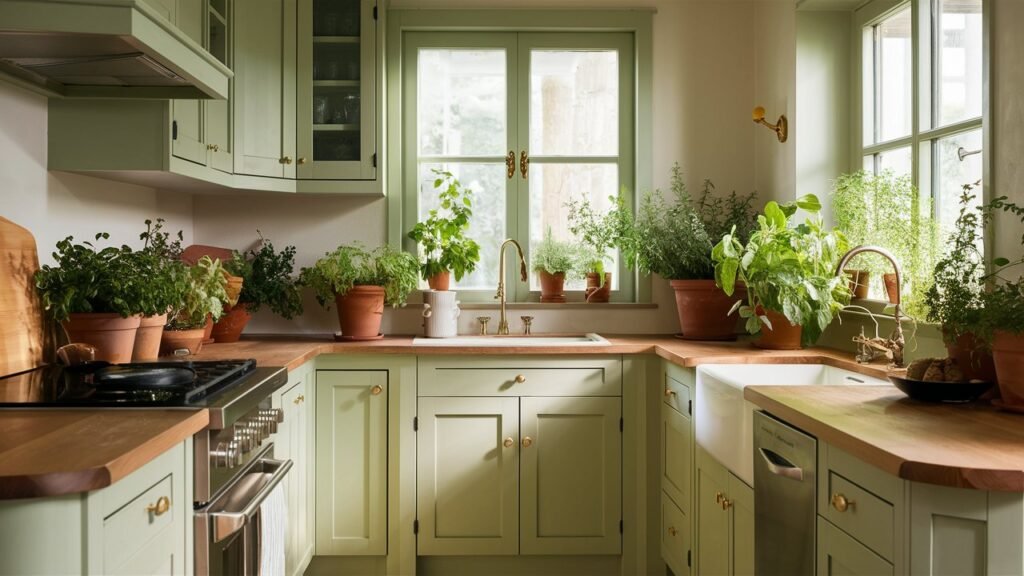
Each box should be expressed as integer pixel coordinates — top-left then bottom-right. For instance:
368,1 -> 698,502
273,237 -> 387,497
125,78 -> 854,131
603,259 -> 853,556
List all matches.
296,0 -> 378,181
233,0 -> 297,178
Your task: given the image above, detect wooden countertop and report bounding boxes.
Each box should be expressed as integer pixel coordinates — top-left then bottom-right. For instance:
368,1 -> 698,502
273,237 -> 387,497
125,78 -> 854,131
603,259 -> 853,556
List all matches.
0,409 -> 208,499
745,385 -> 1024,492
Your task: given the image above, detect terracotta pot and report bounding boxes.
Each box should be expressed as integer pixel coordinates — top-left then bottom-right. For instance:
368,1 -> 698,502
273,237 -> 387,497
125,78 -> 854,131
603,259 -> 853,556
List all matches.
670,279 -> 742,341
585,272 -> 612,303
538,271 -> 566,303
427,271 -> 451,291
201,314 -> 215,345
224,273 -> 244,307
335,285 -> 386,340
211,303 -> 253,343
845,269 -> 870,300
991,331 -> 1024,406
62,313 -> 141,364
754,308 -> 804,350
159,328 -> 205,357
883,273 -> 899,304
132,313 -> 168,362
944,329 -> 997,383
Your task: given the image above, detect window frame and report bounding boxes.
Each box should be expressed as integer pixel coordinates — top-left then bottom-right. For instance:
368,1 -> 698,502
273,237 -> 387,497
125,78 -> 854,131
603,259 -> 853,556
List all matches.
853,0 -> 990,256
386,9 -> 653,303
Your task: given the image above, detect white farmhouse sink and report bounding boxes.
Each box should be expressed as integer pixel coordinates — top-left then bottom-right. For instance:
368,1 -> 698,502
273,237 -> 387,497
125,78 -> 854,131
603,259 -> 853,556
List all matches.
696,364 -> 889,486
412,333 -> 610,347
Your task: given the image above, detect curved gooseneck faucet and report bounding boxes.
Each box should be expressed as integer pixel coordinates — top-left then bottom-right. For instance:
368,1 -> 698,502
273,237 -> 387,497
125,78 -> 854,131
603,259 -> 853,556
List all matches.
835,245 -> 905,367
496,239 -> 528,335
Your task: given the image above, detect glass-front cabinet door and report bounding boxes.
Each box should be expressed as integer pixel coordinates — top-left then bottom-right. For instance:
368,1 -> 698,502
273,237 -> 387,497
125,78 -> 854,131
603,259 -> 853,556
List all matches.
297,0 -> 377,181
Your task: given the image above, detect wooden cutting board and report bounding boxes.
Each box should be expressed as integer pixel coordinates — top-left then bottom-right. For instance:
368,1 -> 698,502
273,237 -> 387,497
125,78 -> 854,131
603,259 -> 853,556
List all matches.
0,217 -> 53,378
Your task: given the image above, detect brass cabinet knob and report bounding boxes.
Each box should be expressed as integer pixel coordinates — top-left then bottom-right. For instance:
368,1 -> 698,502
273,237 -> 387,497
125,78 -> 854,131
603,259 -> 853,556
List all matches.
721,499 -> 732,510
293,394 -> 304,405
664,388 -> 676,398
297,157 -> 308,165
715,491 -> 723,504
371,384 -> 383,396
280,156 -> 293,165
514,374 -> 526,384
146,496 -> 171,517
503,437 -> 514,448
522,436 -> 534,448
831,493 -> 855,513
667,525 -> 678,537
207,143 -> 220,152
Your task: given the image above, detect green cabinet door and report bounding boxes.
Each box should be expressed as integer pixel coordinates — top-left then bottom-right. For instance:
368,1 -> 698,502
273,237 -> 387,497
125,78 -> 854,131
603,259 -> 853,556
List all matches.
171,0 -> 207,166
315,370 -> 387,556
519,396 -> 621,556
417,396 -> 520,556
279,375 -> 314,576
728,473 -> 754,576
817,517 -> 893,576
662,394 -> 692,512
234,0 -> 297,178
697,458 -> 730,576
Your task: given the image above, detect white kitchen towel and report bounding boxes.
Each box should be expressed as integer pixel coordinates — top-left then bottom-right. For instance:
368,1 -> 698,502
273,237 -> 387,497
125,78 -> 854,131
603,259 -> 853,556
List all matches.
259,480 -> 287,576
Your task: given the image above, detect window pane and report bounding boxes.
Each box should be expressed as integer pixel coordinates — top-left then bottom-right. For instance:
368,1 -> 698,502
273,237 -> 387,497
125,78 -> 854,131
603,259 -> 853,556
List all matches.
417,162 -> 506,290
934,129 -> 983,240
529,50 -> 618,156
528,163 -> 619,291
418,49 -> 506,157
937,0 -> 983,125
878,6 -> 912,142
875,146 -> 913,177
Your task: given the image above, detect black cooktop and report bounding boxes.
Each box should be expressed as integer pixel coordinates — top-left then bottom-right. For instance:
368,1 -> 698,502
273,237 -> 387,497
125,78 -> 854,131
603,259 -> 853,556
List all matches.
0,359 -> 257,407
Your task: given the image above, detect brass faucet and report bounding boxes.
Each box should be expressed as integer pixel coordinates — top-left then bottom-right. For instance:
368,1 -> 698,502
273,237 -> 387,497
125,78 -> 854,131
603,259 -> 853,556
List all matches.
835,245 -> 905,368
495,239 -> 528,335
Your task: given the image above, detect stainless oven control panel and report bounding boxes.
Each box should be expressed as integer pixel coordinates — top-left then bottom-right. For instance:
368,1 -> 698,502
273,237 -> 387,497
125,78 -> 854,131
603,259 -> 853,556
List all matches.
210,408 -> 283,468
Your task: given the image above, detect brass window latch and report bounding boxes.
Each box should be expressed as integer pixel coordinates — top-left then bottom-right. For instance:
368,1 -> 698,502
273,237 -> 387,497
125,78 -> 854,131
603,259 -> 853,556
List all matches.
519,150 -> 529,179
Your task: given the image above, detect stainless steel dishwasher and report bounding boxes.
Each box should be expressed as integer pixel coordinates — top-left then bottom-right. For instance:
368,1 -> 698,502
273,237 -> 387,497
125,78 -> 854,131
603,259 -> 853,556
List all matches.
753,410 -> 817,576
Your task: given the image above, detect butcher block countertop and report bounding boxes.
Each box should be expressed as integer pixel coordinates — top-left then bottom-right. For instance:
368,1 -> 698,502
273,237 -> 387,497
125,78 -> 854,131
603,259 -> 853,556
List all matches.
745,385 -> 1024,492
0,409 -> 207,499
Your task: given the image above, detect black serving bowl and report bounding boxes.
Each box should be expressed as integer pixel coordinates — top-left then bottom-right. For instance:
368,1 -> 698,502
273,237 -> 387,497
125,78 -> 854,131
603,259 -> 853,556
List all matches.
888,374 -> 995,403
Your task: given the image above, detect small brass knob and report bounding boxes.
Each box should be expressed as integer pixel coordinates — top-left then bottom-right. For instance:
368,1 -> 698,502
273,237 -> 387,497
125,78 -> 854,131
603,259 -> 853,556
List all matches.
721,499 -> 732,510
715,491 -> 723,504
514,374 -> 526,384
667,525 -> 677,536
831,493 -> 855,513
503,437 -> 514,448
664,388 -> 676,398
293,394 -> 304,405
371,384 -> 383,396
522,436 -> 534,448
280,156 -> 293,165
207,143 -> 220,152
146,496 -> 171,517
297,157 -> 308,165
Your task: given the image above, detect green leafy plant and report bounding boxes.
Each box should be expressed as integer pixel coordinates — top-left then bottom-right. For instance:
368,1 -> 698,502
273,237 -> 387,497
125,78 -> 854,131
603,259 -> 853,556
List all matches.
566,195 -> 627,275
618,164 -> 758,280
831,170 -> 939,314
975,194 -> 1024,340
300,243 -> 419,308
531,228 -> 585,277
225,234 -> 304,319
712,194 -> 850,347
130,218 -> 187,318
406,169 -> 481,282
167,256 -> 229,330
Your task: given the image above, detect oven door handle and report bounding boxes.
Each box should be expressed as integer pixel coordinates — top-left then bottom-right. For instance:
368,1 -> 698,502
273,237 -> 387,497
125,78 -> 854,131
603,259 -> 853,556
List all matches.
211,457 -> 292,543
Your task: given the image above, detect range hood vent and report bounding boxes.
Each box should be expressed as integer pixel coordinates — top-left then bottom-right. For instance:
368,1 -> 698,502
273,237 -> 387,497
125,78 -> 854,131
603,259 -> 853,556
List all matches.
0,1 -> 231,99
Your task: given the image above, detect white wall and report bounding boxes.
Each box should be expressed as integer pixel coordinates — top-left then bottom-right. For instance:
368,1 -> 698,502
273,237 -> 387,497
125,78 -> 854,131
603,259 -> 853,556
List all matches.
194,0 -> 774,335
753,0 -> 797,204
0,82 -> 194,264
991,0 -> 1024,268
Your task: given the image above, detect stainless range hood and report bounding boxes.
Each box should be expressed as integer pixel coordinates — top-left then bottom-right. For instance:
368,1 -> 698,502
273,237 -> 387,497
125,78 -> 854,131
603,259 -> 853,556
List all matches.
0,0 -> 231,99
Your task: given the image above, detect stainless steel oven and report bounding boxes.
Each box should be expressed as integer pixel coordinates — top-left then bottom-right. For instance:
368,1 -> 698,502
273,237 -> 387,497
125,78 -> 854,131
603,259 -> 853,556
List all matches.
195,444 -> 292,576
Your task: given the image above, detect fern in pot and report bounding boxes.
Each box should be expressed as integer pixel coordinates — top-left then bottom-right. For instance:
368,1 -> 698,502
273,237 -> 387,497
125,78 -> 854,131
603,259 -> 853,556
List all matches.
407,169 -> 481,291
618,165 -> 757,340
300,243 -> 419,340
217,235 -> 304,343
713,195 -> 850,350
531,229 -> 585,303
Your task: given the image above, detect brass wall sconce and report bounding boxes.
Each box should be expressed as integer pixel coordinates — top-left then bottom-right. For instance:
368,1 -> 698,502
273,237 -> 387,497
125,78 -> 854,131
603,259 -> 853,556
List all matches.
752,106 -> 788,143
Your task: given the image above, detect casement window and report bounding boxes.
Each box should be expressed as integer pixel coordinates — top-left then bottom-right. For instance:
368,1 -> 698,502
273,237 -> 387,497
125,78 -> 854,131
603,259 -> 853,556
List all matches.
389,12 -> 651,302
858,0 -> 985,238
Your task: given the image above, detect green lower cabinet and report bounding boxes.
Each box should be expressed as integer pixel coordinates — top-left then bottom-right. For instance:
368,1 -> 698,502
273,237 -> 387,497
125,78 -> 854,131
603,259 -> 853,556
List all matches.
663,492 -> 692,575
696,449 -> 754,576
315,369 -> 388,556
275,363 -> 316,576
817,517 -> 893,576
728,473 -> 754,576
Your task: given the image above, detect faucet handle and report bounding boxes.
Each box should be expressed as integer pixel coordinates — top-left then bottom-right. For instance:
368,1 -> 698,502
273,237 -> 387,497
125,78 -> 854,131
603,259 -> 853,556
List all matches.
521,316 -> 534,335
477,316 -> 491,335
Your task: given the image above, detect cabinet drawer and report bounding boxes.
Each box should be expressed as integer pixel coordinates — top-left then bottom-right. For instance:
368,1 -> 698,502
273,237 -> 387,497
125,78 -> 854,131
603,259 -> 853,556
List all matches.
817,517 -> 893,576
418,357 -> 621,397
103,474 -> 177,571
663,374 -> 691,415
823,472 -> 894,561
661,491 -> 690,576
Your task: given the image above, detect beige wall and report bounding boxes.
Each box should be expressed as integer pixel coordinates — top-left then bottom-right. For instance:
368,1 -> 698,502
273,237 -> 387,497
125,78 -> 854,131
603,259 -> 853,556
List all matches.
753,0 -> 797,204
0,82 -> 194,264
991,0 -> 1024,268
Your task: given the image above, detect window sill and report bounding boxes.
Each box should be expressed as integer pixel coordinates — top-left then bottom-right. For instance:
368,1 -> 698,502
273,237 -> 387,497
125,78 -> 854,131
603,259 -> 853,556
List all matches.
404,302 -> 658,311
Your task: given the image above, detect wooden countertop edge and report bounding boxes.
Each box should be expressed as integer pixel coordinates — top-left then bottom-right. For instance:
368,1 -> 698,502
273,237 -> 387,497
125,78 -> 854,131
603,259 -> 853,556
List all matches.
0,410 -> 208,500
744,387 -> 1024,492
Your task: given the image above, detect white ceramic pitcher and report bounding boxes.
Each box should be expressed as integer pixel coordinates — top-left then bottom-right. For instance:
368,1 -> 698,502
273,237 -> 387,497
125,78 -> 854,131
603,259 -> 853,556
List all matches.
422,290 -> 461,338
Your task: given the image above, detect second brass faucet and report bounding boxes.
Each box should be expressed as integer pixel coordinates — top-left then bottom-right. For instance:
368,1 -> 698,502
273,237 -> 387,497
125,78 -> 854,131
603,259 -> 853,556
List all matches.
496,239 -> 528,335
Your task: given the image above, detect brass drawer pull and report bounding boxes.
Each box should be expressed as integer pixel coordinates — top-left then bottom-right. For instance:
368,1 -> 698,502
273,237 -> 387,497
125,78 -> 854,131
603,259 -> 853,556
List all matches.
831,493 -> 855,513
280,156 -> 293,165
146,496 -> 171,517
522,436 -> 534,448
715,491 -> 723,504
371,384 -> 383,396
293,394 -> 305,405
667,525 -> 677,537
207,143 -> 220,152
503,437 -> 514,448
513,374 -> 526,384
721,499 -> 732,511
664,388 -> 676,398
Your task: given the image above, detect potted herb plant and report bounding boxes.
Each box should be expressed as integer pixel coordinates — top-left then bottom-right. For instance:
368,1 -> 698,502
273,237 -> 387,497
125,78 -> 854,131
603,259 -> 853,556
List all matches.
161,256 -> 229,356
216,235 -> 304,343
35,234 -> 144,363
713,194 -> 850,350
531,229 -> 583,303
407,169 -> 481,291
300,243 -> 419,340
982,280 -> 1024,407
618,166 -> 757,340
566,195 -> 624,303
129,219 -> 187,361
